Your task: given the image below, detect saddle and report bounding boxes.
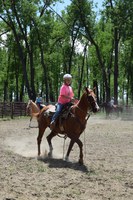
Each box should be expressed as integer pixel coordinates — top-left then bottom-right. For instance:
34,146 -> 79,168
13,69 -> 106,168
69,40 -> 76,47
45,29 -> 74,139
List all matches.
44,102 -> 73,131
60,102 -> 73,116
58,102 -> 74,131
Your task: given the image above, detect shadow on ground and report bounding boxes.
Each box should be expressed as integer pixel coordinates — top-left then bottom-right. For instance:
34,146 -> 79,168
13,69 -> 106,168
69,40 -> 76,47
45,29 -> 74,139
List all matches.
37,155 -> 95,174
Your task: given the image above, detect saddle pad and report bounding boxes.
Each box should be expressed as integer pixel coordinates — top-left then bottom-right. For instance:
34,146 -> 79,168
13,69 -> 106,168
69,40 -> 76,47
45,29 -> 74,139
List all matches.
45,105 -> 56,113
40,104 -> 46,108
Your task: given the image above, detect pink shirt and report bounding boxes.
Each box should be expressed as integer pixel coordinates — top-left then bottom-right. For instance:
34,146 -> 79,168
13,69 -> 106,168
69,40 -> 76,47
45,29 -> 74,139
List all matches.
58,84 -> 74,104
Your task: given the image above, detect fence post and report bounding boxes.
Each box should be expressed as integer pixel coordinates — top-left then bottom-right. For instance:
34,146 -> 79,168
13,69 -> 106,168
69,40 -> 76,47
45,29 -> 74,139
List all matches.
11,102 -> 14,119
2,102 -> 4,118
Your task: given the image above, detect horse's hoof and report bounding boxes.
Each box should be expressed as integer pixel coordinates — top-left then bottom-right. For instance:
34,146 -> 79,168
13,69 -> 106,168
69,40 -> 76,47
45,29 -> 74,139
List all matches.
79,159 -> 83,165
48,152 -> 53,158
64,156 -> 69,162
37,155 -> 42,161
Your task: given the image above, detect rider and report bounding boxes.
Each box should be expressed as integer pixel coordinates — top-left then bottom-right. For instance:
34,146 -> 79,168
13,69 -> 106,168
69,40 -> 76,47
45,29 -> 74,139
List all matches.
109,97 -> 116,108
35,93 -> 43,109
50,73 -> 74,130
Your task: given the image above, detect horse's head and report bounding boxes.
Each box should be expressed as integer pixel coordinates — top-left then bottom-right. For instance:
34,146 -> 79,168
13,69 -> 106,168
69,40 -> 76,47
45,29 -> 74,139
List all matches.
85,87 -> 100,113
27,99 -> 40,114
26,100 -> 33,115
27,99 -> 32,107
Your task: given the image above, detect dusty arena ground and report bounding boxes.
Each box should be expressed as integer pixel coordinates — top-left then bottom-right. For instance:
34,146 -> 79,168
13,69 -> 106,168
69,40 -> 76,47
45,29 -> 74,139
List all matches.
0,114 -> 133,200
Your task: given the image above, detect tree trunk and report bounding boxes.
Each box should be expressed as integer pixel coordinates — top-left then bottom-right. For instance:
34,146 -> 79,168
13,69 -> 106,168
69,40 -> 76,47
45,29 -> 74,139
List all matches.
32,21 -> 49,103
114,28 -> 119,104
77,45 -> 86,98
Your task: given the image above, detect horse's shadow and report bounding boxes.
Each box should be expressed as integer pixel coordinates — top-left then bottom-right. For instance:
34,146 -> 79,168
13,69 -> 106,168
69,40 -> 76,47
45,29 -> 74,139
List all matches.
37,155 -> 93,174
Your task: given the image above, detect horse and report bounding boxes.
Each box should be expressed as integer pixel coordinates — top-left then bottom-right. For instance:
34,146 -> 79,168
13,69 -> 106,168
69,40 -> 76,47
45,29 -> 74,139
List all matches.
36,87 -> 99,165
100,102 -> 123,118
26,100 -> 46,127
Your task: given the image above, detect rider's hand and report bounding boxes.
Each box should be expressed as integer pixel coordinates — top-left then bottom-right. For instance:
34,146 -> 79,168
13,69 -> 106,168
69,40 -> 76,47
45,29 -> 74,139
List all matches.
71,98 -> 75,103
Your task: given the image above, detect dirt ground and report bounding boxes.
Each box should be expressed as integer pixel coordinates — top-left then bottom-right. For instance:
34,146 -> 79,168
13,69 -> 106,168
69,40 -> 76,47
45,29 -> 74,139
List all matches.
0,114 -> 133,200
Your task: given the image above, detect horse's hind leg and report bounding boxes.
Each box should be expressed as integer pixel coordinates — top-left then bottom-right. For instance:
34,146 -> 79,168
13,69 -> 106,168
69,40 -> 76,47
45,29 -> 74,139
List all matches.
46,131 -> 56,157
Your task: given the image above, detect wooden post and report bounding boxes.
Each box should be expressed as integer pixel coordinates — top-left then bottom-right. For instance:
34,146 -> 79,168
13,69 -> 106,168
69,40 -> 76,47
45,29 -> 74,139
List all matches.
11,102 -> 14,119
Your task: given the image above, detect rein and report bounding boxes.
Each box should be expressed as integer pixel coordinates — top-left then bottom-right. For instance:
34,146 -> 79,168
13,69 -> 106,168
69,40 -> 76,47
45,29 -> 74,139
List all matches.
71,108 -> 90,133
74,105 -> 87,115
71,104 -> 92,120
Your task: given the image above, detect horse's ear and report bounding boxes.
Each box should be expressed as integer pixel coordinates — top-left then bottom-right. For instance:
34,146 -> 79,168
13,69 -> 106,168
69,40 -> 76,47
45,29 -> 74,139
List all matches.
84,86 -> 89,94
84,86 -> 87,91
93,87 -> 96,93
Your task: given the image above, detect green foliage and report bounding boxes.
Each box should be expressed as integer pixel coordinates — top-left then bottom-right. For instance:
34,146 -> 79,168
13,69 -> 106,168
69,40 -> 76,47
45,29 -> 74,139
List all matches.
0,0 -> 133,104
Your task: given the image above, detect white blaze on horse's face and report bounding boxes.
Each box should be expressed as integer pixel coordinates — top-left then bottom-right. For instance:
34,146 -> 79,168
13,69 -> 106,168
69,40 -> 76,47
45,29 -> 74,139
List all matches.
90,95 -> 100,112
95,101 -> 100,112
87,88 -> 100,113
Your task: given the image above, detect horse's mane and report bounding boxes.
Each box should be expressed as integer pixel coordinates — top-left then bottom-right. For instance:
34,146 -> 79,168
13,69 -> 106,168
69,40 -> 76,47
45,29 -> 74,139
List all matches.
28,99 -> 40,112
29,100 -> 37,106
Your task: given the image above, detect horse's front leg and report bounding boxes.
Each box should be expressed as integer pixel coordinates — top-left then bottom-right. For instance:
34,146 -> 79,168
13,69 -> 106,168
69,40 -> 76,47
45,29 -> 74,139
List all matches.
75,138 -> 83,165
37,135 -> 41,156
65,140 -> 75,162
46,131 -> 56,157
37,126 -> 46,156
29,116 -> 32,127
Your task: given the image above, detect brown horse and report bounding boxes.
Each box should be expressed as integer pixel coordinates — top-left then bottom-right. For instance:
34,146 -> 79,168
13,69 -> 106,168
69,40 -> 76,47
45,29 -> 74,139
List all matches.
36,87 -> 99,165
26,100 -> 46,127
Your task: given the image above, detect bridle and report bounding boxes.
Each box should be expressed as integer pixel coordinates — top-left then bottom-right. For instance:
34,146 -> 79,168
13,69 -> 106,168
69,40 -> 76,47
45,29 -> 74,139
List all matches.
71,93 -> 96,119
87,94 -> 97,112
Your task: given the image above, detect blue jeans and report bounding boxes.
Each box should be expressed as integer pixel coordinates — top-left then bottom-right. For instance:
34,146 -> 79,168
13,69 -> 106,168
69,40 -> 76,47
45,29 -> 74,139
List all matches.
51,103 -> 64,122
